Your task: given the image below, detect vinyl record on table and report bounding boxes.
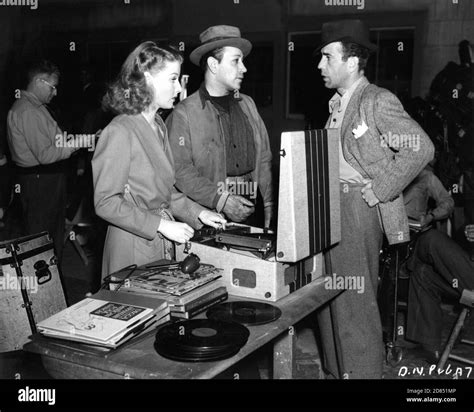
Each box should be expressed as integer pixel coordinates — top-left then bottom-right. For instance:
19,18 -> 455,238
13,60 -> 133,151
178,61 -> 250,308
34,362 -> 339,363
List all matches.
154,342 -> 242,362
206,301 -> 282,326
154,319 -> 249,362
156,340 -> 242,358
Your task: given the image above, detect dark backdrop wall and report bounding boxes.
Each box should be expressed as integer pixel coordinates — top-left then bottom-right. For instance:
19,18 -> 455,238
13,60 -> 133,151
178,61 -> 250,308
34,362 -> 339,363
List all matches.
0,0 -> 472,169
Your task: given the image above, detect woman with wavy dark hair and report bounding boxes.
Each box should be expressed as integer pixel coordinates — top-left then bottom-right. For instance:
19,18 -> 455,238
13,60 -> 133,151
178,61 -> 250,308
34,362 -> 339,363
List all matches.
92,41 -> 226,278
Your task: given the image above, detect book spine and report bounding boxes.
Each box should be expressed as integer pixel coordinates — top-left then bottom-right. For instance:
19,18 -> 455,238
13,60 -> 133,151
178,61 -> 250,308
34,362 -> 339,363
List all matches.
172,293 -> 228,319
173,287 -> 227,313
120,287 -> 180,304
174,283 -> 222,305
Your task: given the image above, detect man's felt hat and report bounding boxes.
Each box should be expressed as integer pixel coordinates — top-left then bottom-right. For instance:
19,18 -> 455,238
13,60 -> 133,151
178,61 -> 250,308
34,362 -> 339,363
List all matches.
190,25 -> 252,66
314,19 -> 377,54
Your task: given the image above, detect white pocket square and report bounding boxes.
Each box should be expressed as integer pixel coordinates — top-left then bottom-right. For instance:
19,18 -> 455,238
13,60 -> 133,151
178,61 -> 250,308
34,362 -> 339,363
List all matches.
352,121 -> 369,139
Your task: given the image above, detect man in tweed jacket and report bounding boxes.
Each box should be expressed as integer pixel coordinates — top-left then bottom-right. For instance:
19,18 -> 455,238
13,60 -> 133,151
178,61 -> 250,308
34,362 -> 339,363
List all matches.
315,20 -> 434,379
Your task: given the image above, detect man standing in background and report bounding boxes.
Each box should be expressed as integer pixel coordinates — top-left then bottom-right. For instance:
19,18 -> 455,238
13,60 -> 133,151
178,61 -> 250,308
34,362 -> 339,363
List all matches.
7,60 -> 80,260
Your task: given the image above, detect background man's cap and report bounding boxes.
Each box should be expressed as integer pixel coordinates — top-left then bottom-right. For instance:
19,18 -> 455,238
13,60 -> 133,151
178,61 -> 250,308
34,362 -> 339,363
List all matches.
190,25 -> 252,66
314,19 -> 377,55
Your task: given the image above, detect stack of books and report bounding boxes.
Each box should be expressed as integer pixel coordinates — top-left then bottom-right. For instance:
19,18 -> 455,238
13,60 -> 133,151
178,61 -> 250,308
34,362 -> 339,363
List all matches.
168,285 -> 228,319
36,290 -> 169,349
110,261 -> 228,320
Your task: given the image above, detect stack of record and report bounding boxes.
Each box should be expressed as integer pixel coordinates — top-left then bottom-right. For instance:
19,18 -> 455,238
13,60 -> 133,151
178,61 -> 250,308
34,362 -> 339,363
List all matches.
154,319 -> 249,362
206,301 -> 282,326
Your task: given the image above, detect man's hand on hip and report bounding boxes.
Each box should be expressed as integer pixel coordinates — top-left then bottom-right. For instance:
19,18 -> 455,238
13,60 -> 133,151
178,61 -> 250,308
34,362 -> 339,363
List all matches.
419,212 -> 434,228
223,195 -> 255,222
361,179 -> 380,207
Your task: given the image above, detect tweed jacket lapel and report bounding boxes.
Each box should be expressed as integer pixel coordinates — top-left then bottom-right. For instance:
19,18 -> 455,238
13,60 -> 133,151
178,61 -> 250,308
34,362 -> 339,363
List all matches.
340,77 -> 370,150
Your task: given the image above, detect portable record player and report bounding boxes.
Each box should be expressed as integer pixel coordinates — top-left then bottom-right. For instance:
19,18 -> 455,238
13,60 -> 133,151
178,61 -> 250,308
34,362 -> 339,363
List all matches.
176,129 -> 341,301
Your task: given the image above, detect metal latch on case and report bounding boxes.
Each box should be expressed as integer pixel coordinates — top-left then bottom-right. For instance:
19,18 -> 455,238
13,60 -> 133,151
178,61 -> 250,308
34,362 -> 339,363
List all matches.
33,260 -> 51,285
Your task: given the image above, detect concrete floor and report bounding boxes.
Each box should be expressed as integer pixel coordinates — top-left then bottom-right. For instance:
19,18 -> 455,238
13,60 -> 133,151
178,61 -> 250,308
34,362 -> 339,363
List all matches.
1,214 -> 473,380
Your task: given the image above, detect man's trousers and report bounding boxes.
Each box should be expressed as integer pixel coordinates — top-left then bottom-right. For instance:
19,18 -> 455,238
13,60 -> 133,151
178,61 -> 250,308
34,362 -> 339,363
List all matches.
16,172 -> 66,262
317,183 -> 384,379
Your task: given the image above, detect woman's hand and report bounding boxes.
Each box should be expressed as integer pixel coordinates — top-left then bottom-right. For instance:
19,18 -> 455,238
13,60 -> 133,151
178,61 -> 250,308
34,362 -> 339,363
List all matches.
158,220 -> 194,244
198,210 -> 227,229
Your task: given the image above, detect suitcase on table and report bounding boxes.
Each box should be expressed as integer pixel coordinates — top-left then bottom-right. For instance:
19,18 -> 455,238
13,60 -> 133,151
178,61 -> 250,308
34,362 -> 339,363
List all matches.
0,232 -> 67,352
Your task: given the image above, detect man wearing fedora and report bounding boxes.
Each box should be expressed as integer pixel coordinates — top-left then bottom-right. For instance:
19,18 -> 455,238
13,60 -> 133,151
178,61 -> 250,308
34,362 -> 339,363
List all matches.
314,20 -> 434,378
166,25 -> 273,227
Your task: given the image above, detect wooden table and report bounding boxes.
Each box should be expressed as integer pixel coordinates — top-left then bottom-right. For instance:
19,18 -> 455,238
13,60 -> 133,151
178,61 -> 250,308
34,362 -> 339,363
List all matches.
23,277 -> 341,379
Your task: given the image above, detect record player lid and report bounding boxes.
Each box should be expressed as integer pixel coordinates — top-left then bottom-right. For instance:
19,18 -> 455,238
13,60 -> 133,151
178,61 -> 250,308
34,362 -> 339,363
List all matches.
275,129 -> 340,262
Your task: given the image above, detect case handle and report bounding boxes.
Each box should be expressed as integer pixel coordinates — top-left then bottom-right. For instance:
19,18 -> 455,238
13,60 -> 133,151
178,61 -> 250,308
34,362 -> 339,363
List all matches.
33,260 -> 51,285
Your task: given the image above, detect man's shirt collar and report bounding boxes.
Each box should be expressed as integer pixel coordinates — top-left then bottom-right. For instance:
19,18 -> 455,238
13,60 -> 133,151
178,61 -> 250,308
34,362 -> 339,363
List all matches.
328,76 -> 368,114
22,90 -> 44,107
198,82 -> 242,109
